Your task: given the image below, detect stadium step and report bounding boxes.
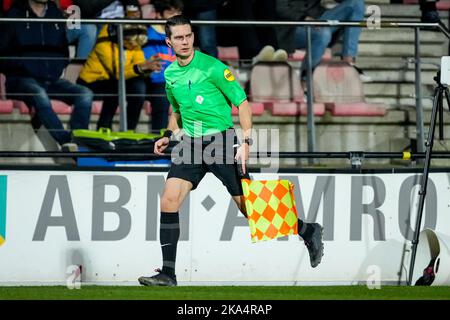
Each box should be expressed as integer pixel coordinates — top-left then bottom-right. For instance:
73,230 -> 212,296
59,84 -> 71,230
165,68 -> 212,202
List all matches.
353,43 -> 447,57
362,69 -> 439,83
350,56 -> 440,70
366,96 -> 434,110
363,82 -> 436,99
359,29 -> 446,43
378,3 -> 450,16
402,0 -> 450,10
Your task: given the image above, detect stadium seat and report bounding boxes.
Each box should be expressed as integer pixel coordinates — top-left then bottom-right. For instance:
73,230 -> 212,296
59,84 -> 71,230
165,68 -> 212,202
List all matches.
3,70 -> 75,115
217,46 -> 240,61
231,102 -> 265,116
327,102 -> 386,116
0,73 -> 13,114
265,101 -> 325,116
91,101 -> 103,114
51,100 -> 72,114
288,48 -> 332,62
12,99 -> 74,115
250,61 -> 303,103
403,0 -> 450,10
13,100 -> 30,114
144,101 -> 152,115
313,61 -> 387,116
0,100 -> 13,114
142,100 -> 151,115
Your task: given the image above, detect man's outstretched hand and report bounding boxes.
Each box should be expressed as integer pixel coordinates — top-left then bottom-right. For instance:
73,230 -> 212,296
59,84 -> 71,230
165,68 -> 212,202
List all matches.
235,143 -> 249,175
154,137 -> 170,155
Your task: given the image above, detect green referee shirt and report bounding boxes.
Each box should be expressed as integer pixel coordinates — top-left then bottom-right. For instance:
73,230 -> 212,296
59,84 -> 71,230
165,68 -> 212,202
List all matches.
164,50 -> 247,137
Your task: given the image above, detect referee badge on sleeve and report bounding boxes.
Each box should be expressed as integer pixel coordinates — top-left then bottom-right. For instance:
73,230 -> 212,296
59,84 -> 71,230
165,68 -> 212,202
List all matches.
224,69 -> 235,82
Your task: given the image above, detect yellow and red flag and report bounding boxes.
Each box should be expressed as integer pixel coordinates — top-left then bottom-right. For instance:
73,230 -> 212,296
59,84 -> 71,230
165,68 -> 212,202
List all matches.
241,179 -> 299,243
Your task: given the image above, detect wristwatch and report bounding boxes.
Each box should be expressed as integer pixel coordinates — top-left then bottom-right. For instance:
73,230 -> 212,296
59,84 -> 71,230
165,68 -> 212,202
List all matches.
243,137 -> 253,146
163,130 -> 173,139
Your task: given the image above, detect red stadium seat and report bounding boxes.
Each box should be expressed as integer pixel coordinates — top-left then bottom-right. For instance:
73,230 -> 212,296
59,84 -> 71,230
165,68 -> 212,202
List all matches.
314,61 -> 364,104
326,102 -> 386,116
13,100 -> 30,114
3,72 -> 78,115
266,101 -> 325,116
142,100 -> 151,115
218,46 -> 240,61
250,61 -> 304,103
13,99 -> 74,114
287,48 -> 332,62
0,100 -> 13,114
231,102 -> 265,116
91,101 -> 103,114
403,0 -> 450,10
313,61 -> 387,116
51,100 -> 72,114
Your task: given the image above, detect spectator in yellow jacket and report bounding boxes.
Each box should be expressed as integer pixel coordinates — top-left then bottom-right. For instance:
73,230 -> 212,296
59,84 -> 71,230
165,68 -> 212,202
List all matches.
78,22 -> 162,130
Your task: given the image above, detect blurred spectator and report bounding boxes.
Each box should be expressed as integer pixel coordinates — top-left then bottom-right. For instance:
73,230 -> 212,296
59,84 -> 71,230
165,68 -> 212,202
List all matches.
142,0 -> 181,132
217,0 -> 281,62
0,0 -> 93,148
183,0 -> 224,57
276,0 -> 370,83
56,0 -> 98,59
64,0 -> 143,60
218,0 -> 260,60
1,0 -> 12,14
253,0 -> 279,50
420,0 -> 440,23
77,10 -> 162,130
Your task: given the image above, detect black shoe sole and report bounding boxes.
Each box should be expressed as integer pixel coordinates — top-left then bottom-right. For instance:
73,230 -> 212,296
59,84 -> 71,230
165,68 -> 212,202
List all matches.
310,225 -> 324,268
138,277 -> 177,287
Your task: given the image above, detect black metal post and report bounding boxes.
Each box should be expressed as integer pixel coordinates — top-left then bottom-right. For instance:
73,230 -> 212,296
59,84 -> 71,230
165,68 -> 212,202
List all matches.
407,80 -> 447,286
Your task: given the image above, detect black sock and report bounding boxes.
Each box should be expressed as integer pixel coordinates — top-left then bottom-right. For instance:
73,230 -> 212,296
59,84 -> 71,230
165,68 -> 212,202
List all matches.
160,212 -> 180,277
298,219 -> 313,240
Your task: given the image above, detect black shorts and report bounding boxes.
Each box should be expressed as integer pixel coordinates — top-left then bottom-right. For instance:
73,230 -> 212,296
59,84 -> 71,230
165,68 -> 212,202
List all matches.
167,129 -> 250,196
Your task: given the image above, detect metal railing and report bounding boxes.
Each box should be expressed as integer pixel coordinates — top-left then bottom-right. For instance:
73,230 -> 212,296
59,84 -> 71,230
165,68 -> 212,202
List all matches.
1,150 -> 450,169
1,17 -> 450,155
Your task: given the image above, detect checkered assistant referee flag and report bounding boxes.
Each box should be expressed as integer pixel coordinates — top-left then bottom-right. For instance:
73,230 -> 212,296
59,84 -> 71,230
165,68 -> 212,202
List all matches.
241,179 -> 299,243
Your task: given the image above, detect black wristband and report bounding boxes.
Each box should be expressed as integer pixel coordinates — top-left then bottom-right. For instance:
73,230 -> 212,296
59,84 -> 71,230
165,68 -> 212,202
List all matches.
243,137 -> 253,146
133,64 -> 144,75
163,130 -> 173,139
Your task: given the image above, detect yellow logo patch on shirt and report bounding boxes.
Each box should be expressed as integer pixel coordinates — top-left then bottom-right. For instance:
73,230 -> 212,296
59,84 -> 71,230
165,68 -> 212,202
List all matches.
224,69 -> 235,82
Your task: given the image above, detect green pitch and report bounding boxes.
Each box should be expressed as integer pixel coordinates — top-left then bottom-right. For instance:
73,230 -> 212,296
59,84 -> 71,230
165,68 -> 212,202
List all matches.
1,286 -> 450,300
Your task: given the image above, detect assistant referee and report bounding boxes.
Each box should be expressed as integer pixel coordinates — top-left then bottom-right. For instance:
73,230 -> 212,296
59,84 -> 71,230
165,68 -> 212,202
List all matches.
138,15 -> 324,287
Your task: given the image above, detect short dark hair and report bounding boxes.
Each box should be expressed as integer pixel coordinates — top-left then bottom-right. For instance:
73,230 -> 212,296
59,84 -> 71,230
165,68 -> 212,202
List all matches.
165,15 -> 192,38
153,0 -> 183,15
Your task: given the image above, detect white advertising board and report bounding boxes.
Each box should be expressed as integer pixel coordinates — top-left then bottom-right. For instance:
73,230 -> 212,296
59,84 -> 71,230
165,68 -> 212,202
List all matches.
0,170 -> 449,285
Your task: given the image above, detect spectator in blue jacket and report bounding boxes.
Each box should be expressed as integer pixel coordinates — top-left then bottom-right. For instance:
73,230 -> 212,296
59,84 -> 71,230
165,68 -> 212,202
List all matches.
142,0 -> 182,132
0,0 -> 93,148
